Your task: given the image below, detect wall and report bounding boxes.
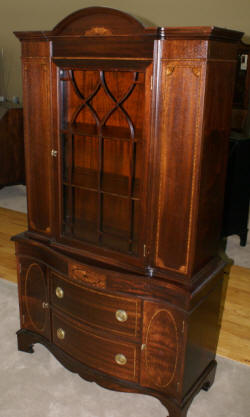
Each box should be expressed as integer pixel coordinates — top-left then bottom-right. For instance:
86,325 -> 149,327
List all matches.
1,0 -> 250,101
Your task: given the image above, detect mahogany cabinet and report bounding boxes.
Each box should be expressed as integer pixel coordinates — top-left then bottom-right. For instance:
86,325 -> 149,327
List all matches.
13,7 -> 243,417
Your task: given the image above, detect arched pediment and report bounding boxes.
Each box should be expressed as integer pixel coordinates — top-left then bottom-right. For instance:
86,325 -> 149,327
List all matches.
52,7 -> 146,36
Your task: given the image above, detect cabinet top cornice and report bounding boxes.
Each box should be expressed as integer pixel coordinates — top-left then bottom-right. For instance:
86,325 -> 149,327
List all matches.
14,6 -> 243,42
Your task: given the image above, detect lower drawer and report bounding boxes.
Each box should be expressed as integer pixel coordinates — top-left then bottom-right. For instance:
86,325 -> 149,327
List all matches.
52,312 -> 139,382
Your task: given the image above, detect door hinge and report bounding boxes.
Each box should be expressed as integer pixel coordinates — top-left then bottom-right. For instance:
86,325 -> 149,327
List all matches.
145,266 -> 154,277
143,244 -> 149,257
182,320 -> 185,333
22,314 -> 25,324
19,263 -> 22,274
150,75 -> 153,90
240,54 -> 248,70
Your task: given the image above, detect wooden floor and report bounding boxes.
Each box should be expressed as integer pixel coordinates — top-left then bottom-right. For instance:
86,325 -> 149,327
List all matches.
217,265 -> 250,365
0,207 -> 249,365
0,207 -> 27,283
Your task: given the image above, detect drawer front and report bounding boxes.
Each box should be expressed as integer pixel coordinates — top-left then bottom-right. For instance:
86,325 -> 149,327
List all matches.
52,312 -> 139,382
51,273 -> 141,337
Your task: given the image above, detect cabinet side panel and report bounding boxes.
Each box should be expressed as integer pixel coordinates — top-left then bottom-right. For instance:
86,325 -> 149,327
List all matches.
192,59 -> 237,272
154,61 -> 205,274
182,274 -> 225,397
22,58 -> 53,235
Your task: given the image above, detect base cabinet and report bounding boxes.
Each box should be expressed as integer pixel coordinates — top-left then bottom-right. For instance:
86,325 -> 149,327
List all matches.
16,237 -> 225,416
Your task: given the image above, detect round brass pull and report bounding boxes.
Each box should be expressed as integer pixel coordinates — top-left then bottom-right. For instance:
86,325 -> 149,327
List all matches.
115,309 -> 128,323
57,328 -> 65,340
55,286 -> 64,299
115,353 -> 127,366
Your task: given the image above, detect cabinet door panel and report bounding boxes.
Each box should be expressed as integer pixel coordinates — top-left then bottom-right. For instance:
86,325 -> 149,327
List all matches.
18,259 -> 50,340
58,65 -> 151,262
23,59 -> 53,235
140,300 -> 184,397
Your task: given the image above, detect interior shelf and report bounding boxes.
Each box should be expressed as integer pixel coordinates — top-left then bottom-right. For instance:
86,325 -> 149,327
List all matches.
63,182 -> 140,201
61,123 -> 143,142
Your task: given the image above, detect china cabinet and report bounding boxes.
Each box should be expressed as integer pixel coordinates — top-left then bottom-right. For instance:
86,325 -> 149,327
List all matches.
13,7 -> 243,417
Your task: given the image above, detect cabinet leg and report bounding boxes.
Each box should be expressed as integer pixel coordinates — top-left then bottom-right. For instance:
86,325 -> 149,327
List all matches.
17,329 -> 35,353
161,401 -> 188,417
240,229 -> 248,246
167,406 -> 188,417
160,361 -> 217,417
201,360 -> 216,391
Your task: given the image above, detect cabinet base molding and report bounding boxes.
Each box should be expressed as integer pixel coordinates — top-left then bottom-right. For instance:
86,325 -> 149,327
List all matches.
17,328 -> 217,417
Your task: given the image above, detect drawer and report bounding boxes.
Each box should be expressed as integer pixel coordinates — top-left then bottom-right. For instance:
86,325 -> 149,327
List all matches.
51,273 -> 141,337
52,312 -> 139,382
68,261 -> 107,289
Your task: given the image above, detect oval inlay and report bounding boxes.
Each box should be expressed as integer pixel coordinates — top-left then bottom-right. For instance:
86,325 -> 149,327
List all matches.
24,263 -> 47,331
145,309 -> 178,388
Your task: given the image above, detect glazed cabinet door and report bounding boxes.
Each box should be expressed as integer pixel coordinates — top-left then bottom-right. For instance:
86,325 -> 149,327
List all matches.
54,60 -> 152,266
17,258 -> 51,340
140,300 -> 184,398
22,58 -> 53,236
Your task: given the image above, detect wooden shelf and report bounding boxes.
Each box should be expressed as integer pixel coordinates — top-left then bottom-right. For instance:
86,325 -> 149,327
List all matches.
63,182 -> 140,201
61,123 -> 143,141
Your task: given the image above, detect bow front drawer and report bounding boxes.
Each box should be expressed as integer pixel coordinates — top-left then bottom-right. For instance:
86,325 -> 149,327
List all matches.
52,312 -> 139,382
51,272 -> 141,338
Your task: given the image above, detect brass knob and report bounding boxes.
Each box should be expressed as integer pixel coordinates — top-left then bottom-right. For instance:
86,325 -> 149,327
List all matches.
115,309 -> 128,323
55,286 -> 64,299
51,149 -> 58,157
57,328 -> 65,340
115,353 -> 127,366
42,302 -> 49,309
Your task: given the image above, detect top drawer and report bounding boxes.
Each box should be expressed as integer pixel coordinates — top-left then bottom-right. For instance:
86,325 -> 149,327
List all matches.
51,272 -> 141,338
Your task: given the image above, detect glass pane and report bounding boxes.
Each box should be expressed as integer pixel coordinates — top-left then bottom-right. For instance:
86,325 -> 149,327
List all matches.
102,195 -> 130,252
74,135 -> 99,188
131,200 -> 140,253
63,185 -> 73,236
63,135 -> 99,188
102,139 -> 130,195
74,188 -> 99,243
63,185 -> 99,243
